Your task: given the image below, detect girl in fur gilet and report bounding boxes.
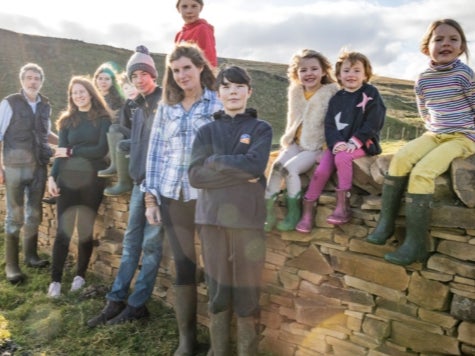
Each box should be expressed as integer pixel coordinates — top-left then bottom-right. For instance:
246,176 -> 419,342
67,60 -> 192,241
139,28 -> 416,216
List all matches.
265,49 -> 338,232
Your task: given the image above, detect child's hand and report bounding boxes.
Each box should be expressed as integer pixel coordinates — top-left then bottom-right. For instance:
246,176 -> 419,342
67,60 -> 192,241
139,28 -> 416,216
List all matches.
332,142 -> 347,154
345,141 -> 357,153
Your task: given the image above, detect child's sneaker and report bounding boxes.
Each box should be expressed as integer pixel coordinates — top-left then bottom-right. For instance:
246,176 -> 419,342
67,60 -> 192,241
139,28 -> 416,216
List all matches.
70,276 -> 86,292
48,282 -> 61,298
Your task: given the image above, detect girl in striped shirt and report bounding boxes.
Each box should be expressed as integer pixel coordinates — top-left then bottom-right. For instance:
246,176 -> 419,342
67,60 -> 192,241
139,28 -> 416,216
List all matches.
366,18 -> 475,266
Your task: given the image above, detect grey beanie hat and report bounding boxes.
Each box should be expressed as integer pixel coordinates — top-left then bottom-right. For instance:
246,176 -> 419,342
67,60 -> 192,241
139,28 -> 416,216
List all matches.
126,45 -> 158,80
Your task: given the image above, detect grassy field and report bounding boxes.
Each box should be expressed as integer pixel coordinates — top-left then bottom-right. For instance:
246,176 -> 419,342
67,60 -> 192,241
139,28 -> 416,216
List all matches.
0,231 -> 278,355
0,28 -> 423,145
0,236 -> 200,355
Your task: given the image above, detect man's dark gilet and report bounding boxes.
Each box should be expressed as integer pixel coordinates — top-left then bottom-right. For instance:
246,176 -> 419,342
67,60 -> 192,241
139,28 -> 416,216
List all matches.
3,93 -> 51,166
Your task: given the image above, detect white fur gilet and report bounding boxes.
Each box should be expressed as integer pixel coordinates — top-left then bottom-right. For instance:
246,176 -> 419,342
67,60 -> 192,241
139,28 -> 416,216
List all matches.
280,82 -> 339,151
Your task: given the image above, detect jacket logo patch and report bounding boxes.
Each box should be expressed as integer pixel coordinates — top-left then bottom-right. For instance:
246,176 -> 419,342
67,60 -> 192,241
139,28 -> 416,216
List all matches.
240,134 -> 251,144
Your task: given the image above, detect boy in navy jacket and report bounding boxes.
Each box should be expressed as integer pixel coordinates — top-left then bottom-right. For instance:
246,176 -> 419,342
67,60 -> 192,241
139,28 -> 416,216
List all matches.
189,65 -> 272,355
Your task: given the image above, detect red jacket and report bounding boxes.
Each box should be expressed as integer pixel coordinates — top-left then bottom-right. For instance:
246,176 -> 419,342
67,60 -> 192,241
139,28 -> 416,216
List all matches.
175,19 -> 217,67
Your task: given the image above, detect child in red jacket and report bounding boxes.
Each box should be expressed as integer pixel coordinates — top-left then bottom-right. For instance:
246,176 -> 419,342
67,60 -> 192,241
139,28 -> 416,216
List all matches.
175,0 -> 217,67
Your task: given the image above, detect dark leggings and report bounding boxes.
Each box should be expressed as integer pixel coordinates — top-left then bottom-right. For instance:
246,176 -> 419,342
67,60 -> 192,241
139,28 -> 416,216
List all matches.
159,195 -> 196,285
51,171 -> 105,282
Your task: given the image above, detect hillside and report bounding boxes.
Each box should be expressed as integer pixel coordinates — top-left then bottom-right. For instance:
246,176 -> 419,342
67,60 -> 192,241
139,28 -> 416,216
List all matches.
0,28 -> 421,143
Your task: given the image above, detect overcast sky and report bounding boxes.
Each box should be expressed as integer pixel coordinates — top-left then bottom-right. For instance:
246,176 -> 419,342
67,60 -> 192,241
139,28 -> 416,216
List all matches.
1,0 -> 475,80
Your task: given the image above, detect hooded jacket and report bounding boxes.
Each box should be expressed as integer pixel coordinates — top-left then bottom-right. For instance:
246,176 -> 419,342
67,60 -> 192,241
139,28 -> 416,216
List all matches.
175,19 -> 217,67
189,108 -> 272,229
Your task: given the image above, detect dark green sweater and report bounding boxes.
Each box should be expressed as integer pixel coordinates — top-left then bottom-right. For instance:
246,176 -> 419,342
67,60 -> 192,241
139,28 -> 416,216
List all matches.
50,112 -> 111,178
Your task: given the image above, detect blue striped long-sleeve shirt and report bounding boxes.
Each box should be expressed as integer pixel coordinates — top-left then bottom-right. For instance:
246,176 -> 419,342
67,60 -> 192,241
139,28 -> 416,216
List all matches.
415,59 -> 475,141
143,88 -> 223,203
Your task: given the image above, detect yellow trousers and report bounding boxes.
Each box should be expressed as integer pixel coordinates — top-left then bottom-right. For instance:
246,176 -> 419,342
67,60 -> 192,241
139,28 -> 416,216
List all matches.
388,132 -> 475,194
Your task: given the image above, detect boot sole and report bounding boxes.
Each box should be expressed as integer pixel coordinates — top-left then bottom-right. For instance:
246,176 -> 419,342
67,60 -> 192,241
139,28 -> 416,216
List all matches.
384,252 -> 429,266
326,218 -> 351,225
25,260 -> 50,268
103,190 -> 131,197
365,237 -> 388,245
7,275 -> 25,284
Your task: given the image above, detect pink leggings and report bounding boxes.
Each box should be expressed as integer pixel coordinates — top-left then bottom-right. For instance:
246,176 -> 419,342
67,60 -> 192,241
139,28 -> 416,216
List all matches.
304,148 -> 366,201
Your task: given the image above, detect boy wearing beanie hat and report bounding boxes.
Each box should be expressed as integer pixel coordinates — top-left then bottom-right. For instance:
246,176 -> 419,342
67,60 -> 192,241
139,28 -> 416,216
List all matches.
126,45 -> 158,81
88,45 -> 164,327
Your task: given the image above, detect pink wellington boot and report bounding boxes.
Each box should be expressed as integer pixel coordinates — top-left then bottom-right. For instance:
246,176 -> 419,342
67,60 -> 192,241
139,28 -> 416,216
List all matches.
295,199 -> 316,233
326,189 -> 352,225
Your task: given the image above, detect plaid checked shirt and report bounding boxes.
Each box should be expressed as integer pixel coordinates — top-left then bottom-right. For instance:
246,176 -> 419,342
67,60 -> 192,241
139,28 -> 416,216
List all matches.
143,88 -> 222,203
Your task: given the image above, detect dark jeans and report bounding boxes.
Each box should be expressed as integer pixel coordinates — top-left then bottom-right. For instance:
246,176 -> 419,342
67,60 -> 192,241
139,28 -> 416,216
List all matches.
51,170 -> 106,282
159,195 -> 196,285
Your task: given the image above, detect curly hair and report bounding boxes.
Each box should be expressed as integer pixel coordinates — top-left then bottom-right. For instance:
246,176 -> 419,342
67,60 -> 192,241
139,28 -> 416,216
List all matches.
287,49 -> 336,85
335,50 -> 373,85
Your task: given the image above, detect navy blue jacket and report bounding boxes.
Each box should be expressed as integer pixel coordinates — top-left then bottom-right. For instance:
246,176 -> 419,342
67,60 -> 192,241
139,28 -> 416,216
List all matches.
129,86 -> 162,184
189,108 -> 272,229
325,83 -> 386,150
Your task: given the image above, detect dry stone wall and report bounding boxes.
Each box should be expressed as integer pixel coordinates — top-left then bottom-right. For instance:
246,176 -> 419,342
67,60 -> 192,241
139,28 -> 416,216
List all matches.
1,168 -> 474,355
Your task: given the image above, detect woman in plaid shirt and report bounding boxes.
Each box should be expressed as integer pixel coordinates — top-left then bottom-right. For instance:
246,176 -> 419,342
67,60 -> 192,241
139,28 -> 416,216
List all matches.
143,42 -> 222,356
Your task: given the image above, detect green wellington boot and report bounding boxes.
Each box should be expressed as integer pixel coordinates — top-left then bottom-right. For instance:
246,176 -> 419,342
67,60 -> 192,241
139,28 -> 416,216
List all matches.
104,149 -> 133,196
5,233 -> 24,284
173,285 -> 197,356
207,310 -> 231,356
237,316 -> 258,356
98,132 -> 123,177
366,175 -> 408,245
24,234 -> 49,267
264,193 -> 278,232
276,193 -> 301,232
384,193 -> 432,266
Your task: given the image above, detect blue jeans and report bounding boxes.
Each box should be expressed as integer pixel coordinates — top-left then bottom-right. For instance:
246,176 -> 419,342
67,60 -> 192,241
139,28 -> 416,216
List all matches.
107,184 -> 163,307
4,164 -> 46,238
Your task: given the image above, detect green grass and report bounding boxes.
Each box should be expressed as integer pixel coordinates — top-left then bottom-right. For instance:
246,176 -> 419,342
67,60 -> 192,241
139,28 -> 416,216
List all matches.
0,233 -> 277,355
381,139 -> 408,155
0,233 -> 207,356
